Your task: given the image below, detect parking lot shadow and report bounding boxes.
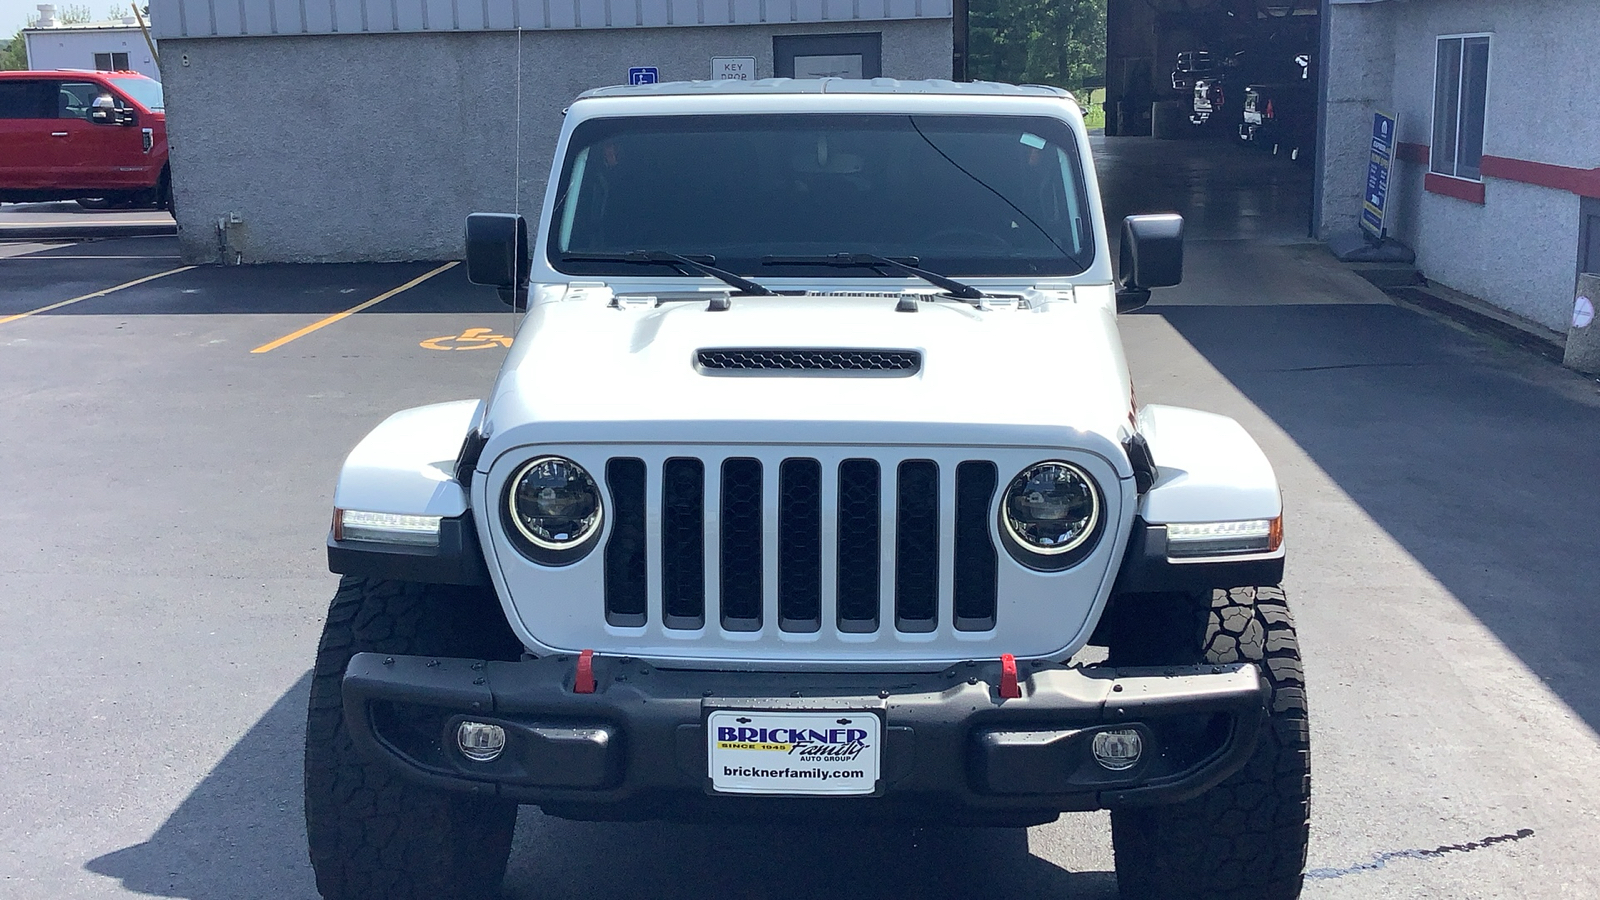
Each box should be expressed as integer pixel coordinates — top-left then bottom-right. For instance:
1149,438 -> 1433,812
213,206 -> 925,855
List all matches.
86,670 -> 1116,900
505,815 -> 1116,900
1154,302 -> 1600,730
85,672 -> 319,900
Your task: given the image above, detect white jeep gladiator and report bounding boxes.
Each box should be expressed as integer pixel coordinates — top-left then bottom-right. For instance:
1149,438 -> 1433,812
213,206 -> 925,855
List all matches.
305,79 -> 1310,900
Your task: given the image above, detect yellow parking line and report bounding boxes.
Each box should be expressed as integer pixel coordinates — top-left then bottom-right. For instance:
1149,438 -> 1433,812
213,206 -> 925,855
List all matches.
0,265 -> 196,325
250,261 -> 459,354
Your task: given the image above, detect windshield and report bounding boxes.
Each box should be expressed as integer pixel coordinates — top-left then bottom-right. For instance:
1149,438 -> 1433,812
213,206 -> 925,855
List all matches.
549,113 -> 1094,279
111,77 -> 164,112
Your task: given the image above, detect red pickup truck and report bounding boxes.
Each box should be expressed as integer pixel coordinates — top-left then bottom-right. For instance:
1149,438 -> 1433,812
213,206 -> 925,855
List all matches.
0,70 -> 170,210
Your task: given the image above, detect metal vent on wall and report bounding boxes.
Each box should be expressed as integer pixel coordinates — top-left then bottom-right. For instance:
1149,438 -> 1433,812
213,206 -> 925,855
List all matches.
696,348 -> 921,376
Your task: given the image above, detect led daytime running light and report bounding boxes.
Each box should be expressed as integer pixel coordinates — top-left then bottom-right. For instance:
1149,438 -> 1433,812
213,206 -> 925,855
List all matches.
1165,518 -> 1281,558
336,510 -> 443,547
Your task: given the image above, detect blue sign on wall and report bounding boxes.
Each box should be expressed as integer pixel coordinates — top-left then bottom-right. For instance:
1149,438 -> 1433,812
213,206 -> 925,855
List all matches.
1361,111 -> 1397,240
629,67 -> 660,85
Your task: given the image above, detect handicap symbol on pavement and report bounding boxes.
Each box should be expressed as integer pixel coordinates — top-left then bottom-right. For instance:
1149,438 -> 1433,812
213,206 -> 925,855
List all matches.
420,327 -> 513,351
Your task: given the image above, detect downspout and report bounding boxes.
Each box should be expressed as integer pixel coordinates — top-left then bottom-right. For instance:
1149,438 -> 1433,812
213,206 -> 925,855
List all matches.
951,0 -> 967,81
1310,0 -> 1331,238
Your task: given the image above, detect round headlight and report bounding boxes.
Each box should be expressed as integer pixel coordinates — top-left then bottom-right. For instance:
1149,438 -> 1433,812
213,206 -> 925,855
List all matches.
506,456 -> 603,550
1002,461 -> 1100,555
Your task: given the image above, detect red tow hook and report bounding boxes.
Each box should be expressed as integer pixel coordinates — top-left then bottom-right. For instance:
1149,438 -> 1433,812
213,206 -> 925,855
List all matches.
999,653 -> 1021,699
574,648 -> 596,694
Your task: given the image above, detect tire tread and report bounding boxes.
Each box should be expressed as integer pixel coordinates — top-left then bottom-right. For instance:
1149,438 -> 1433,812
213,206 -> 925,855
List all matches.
1111,586 -> 1311,900
304,577 -> 520,900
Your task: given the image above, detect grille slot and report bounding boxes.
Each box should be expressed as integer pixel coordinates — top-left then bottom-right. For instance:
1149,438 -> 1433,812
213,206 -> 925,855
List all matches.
894,460 -> 940,632
697,348 -> 921,376
719,458 -> 764,631
603,458 -> 647,627
836,459 -> 883,633
660,458 -> 705,629
778,459 -> 822,632
954,461 -> 999,631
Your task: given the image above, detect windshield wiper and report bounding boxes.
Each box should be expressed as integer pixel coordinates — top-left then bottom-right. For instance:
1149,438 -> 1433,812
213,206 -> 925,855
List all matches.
761,253 -> 986,300
561,251 -> 775,296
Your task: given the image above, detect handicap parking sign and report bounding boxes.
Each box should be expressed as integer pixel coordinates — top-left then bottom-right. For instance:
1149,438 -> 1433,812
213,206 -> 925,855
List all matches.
629,67 -> 659,85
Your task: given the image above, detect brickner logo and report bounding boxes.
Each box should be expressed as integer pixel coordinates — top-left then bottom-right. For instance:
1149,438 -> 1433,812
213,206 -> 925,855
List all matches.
715,719 -> 871,761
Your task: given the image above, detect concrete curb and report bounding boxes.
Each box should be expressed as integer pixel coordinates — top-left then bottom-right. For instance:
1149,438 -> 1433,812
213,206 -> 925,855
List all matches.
1383,282 -> 1566,363
0,222 -> 178,240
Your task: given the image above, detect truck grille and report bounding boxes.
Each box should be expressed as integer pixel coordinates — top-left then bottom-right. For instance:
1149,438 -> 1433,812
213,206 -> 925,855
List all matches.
602,455 -> 1000,635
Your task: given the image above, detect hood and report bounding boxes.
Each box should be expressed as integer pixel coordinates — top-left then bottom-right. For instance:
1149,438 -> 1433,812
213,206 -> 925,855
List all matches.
480,283 -> 1135,475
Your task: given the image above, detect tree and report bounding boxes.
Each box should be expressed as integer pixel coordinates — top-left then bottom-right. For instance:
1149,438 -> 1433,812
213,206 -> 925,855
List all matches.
1,31 -> 27,70
968,0 -> 1107,91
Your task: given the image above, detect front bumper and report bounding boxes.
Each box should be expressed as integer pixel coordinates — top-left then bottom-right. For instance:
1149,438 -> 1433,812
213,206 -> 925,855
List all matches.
342,653 -> 1266,825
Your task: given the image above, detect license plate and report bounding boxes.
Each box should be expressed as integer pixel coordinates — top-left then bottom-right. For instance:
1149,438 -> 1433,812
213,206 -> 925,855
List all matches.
707,709 -> 882,796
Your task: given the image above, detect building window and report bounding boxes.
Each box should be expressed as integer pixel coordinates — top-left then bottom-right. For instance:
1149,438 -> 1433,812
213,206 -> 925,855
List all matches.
772,34 -> 883,80
1431,35 -> 1490,181
94,52 -> 130,72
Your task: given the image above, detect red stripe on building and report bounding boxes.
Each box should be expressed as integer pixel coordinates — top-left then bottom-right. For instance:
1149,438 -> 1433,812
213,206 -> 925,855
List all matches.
1424,173 -> 1486,204
1480,155 -> 1600,199
1400,145 -> 1600,200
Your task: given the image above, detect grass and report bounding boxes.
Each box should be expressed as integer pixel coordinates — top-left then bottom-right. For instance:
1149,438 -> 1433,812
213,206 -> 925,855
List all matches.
1077,87 -> 1106,130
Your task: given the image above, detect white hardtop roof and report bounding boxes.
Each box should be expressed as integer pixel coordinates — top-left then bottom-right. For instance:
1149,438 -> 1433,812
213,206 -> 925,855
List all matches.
578,78 -> 1074,101
24,20 -> 143,31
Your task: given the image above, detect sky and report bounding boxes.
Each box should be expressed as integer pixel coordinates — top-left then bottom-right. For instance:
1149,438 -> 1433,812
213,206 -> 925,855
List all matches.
2,1 -> 135,37
2,0 -> 40,35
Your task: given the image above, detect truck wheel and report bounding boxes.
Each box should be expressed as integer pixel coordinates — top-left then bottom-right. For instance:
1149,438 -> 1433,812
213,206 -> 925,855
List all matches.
304,576 -> 524,900
1107,586 -> 1310,900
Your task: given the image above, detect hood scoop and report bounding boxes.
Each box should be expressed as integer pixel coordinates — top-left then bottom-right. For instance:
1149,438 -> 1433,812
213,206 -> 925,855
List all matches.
696,348 -> 922,377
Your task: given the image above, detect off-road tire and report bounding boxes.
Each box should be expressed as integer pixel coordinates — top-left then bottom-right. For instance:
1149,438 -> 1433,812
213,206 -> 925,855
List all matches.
1107,586 -> 1310,900
304,576 -> 524,900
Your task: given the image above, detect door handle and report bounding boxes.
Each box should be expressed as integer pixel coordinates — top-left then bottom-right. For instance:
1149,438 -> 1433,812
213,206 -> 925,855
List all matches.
51,132 -> 69,137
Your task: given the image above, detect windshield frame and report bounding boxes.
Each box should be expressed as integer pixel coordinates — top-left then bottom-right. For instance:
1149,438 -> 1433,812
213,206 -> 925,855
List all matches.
544,111 -> 1096,281
108,75 -> 164,113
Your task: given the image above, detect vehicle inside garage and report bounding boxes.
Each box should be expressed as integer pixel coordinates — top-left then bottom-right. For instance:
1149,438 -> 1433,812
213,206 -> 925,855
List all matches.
1106,0 -> 1319,143
1100,0 -> 1321,234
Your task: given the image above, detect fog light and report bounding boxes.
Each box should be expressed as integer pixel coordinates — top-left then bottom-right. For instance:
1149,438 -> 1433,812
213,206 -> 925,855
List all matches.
1091,729 -> 1143,771
456,721 -> 506,762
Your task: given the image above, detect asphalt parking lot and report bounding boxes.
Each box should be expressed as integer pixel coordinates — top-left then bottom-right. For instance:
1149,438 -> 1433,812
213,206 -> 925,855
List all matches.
4,138 -> 1600,899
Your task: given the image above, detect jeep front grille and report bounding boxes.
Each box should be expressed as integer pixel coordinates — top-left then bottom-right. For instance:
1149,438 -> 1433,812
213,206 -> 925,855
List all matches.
602,455 -> 999,635
695,348 -> 921,375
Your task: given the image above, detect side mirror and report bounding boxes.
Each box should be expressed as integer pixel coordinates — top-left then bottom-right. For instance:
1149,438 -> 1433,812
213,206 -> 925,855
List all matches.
90,94 -> 133,126
465,213 -> 531,308
1116,213 -> 1184,313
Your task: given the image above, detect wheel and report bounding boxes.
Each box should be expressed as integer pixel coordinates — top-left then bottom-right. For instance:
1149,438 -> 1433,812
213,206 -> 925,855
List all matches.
304,577 -> 525,900
160,173 -> 174,215
1106,586 -> 1311,900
